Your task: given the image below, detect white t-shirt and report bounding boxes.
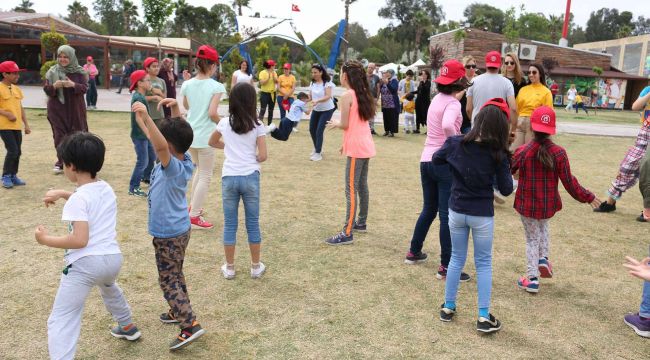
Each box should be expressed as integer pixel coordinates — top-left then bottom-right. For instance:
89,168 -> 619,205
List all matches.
609,83 -> 621,104
310,81 -> 336,112
216,118 -> 266,177
62,181 -> 121,265
466,73 -> 514,121
233,70 -> 253,84
567,88 -> 577,100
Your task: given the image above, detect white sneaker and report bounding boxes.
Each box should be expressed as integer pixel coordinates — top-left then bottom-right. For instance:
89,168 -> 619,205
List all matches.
52,165 -> 63,175
292,127 -> 298,132
221,264 -> 235,280
310,153 -> 323,161
493,189 -> 506,204
266,123 -> 277,134
512,178 -> 519,190
310,149 -> 316,156
251,262 -> 266,279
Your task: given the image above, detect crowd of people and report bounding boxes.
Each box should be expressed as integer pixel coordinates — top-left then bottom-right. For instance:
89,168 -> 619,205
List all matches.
0,42 -> 649,358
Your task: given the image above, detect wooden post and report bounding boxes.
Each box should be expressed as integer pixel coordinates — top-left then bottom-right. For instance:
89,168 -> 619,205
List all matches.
104,42 -> 110,89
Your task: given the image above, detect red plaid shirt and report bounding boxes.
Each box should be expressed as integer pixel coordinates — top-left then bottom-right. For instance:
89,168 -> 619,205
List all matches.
511,139 -> 595,219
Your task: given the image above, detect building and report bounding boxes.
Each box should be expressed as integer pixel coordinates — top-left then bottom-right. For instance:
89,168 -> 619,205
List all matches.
0,12 -> 197,88
574,34 -> 650,78
429,28 -> 649,110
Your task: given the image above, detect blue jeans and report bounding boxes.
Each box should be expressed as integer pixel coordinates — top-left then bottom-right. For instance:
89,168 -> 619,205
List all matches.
409,162 -> 451,265
277,95 -> 294,119
309,109 -> 335,153
222,171 -> 261,246
129,138 -> 155,191
641,280 -> 650,318
445,209 -> 494,309
271,118 -> 296,141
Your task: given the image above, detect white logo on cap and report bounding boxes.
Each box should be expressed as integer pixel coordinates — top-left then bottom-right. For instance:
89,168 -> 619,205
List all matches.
441,66 -> 448,75
491,56 -> 496,62
541,114 -> 551,124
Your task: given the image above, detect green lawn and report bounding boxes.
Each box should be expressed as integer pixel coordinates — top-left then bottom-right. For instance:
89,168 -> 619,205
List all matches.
1,109 -> 649,359
554,106 -> 643,125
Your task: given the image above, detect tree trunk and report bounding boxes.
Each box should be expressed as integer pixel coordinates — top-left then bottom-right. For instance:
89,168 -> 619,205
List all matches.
342,1 -> 350,63
238,5 -> 242,16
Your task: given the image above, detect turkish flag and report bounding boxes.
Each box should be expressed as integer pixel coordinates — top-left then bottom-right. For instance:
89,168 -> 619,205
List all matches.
291,4 -> 300,12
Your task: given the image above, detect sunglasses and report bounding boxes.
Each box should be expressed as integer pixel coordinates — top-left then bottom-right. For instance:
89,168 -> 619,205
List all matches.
527,70 -> 539,75
504,61 -> 515,65
464,64 -> 476,69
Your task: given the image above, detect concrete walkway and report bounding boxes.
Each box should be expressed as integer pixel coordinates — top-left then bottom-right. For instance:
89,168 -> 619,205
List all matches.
21,86 -> 640,138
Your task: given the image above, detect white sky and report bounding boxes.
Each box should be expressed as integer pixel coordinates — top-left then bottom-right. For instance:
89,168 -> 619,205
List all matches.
3,0 -> 648,37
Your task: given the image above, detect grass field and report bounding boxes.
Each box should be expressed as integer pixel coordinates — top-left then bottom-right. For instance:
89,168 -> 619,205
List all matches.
1,109 -> 649,359
554,107 -> 642,125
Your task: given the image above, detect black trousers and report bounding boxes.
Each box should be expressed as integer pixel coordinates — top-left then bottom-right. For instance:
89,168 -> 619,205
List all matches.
270,118 -> 296,141
0,130 -> 22,176
259,92 -> 275,125
382,108 -> 399,134
86,78 -> 97,106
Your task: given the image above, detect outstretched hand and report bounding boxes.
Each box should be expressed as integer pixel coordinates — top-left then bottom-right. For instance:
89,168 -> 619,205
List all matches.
132,102 -> 148,115
589,197 -> 602,209
623,256 -> 650,281
157,98 -> 178,111
182,70 -> 191,81
326,120 -> 340,130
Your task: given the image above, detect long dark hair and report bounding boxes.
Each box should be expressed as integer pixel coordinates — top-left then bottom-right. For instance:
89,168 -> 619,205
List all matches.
419,69 -> 431,81
437,77 -> 472,95
341,60 -> 375,121
529,63 -> 547,87
462,105 -> 510,163
228,83 -> 260,134
311,63 -> 330,84
533,131 -> 554,170
239,60 -> 251,75
196,58 -> 217,77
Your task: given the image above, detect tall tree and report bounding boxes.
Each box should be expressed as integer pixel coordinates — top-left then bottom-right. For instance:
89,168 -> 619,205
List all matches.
121,0 -> 140,35
142,0 -> 175,58
93,0 -> 123,35
633,16 -> 650,36
585,8 -> 634,42
231,0 -> 250,17
413,10 -> 432,59
12,0 -> 35,13
341,0 -> 358,63
66,1 -> 92,27
463,3 -> 505,33
547,14 -> 564,44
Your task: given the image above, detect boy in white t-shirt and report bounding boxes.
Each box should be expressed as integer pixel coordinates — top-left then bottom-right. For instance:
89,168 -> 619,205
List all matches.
267,92 -> 311,141
35,132 -> 141,360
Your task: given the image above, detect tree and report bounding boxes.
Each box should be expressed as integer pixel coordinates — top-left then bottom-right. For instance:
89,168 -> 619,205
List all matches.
13,0 -> 35,13
341,0 -> 358,63
413,10 -> 432,60
361,47 -> 387,63
65,1 -> 92,28
569,26 -> 587,45
254,40 -> 270,77
231,0 -> 250,17
633,16 -> 650,36
585,8 -> 634,42
278,43 -> 291,66
121,0 -> 140,35
93,0 -> 123,35
517,12 -> 552,42
142,0 -> 175,58
547,14 -> 564,44
463,3 -> 505,33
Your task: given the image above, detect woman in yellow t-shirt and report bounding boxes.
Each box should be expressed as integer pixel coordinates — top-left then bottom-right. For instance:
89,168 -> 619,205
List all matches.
277,63 -> 296,119
511,63 -> 553,151
258,59 -> 278,125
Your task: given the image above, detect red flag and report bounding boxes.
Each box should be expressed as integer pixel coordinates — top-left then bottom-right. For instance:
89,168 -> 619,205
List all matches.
292,4 -> 301,12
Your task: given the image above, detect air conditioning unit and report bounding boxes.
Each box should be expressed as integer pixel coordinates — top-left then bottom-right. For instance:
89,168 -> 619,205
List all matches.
501,42 -> 519,57
519,44 -> 538,60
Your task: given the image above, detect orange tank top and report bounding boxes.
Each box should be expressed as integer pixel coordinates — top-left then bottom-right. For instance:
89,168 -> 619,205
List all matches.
343,89 -> 376,159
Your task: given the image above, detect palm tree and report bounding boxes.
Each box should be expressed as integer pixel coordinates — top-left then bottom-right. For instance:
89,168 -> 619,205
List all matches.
231,0 -> 250,16
121,0 -> 139,35
66,1 -> 90,26
13,0 -> 36,13
414,10 -> 432,60
341,0 -> 358,63
174,0 -> 192,37
547,14 -> 564,44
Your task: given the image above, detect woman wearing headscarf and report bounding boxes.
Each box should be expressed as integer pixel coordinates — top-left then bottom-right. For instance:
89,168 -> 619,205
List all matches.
43,45 -> 88,174
157,57 -> 178,118
379,69 -> 399,137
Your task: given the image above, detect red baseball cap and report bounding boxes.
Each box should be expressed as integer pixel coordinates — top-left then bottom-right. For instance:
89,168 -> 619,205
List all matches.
0,61 -> 25,73
196,45 -> 219,62
86,56 -> 93,62
480,98 -> 510,121
267,59 -> 276,67
434,60 -> 466,85
283,63 -> 291,70
143,57 -> 158,69
485,51 -> 501,68
530,106 -> 556,135
129,70 -> 148,92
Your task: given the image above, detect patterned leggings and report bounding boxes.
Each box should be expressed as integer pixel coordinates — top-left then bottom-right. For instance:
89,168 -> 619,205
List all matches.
521,216 -> 550,278
608,126 -> 650,200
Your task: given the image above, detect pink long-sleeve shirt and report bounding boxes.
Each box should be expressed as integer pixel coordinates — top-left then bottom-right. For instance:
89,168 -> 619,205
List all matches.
420,93 -> 462,162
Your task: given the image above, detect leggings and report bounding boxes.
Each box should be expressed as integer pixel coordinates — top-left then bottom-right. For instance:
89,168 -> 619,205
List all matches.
309,108 -> 335,154
189,147 -> 216,217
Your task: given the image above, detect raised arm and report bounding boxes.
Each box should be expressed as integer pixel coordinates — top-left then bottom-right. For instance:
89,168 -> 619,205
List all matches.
132,102 -> 171,167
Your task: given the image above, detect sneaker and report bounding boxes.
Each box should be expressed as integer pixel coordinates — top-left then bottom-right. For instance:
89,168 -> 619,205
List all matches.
405,129 -> 411,134
517,275 -> 540,293
593,201 -> 616,213
292,127 -> 298,133
251,262 -> 266,279
221,263 -> 235,279
436,265 -> 471,282
2,175 -> 13,189
623,313 -> 650,338
477,314 -> 502,333
52,165 -> 63,175
310,149 -> 316,156
11,175 -> 26,186
128,187 -> 147,197
382,132 -> 389,136
404,251 -> 428,264
370,129 -> 377,135
636,212 -> 648,222
388,132 -> 395,137
413,130 -> 421,134
141,179 -> 150,185
440,304 -> 456,322
169,321 -> 206,350
310,153 -> 323,161
190,215 -> 213,229
160,310 -> 180,324
110,323 -> 142,341
352,222 -> 367,233
493,189 -> 506,204
324,231 -> 353,246
538,258 -> 553,278
266,123 -> 277,134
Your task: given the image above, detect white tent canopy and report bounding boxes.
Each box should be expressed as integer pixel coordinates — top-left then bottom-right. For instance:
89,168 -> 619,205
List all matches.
378,63 -> 399,74
236,15 -> 336,46
400,59 -> 426,73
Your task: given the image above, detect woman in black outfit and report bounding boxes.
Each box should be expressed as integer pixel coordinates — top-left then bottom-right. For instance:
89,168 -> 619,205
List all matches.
413,70 -> 431,134
501,52 -> 527,97
459,56 -> 478,134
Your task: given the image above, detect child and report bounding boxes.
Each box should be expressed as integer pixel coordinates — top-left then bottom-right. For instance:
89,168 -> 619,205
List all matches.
324,60 -> 376,245
436,99 -> 513,334
639,154 -> 650,222
401,92 -> 416,134
142,57 -> 166,183
511,106 -> 600,293
0,61 -> 31,189
267,92 -> 311,141
128,69 -> 155,198
132,98 -> 206,350
623,255 -> 650,338
574,94 -> 588,114
208,82 -> 268,279
34,132 -> 141,359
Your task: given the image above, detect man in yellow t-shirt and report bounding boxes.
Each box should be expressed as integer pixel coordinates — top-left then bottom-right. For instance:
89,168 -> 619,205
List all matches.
277,63 -> 297,120
258,59 -> 278,125
0,61 -> 31,188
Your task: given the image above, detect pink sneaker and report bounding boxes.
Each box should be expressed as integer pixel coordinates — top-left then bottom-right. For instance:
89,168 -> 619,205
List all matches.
190,215 -> 213,229
538,258 -> 553,278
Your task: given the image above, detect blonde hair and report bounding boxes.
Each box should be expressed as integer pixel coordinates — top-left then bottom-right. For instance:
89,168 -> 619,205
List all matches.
501,52 -> 523,85
462,56 -> 477,78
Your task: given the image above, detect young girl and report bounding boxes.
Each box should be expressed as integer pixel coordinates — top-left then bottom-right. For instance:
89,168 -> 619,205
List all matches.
208,82 -> 267,279
324,60 -> 376,245
511,106 -> 600,293
401,93 -> 415,134
436,98 -> 513,333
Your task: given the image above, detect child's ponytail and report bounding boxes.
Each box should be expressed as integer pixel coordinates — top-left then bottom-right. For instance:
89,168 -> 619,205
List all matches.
533,131 -> 554,170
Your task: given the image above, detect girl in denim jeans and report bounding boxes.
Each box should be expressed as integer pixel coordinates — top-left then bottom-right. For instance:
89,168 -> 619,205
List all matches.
209,83 -> 268,279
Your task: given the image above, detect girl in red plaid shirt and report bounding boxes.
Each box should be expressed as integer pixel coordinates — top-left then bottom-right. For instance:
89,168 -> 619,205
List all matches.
511,106 -> 601,293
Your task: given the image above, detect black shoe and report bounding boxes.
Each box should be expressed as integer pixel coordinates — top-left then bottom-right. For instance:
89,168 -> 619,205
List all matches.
169,321 -> 205,350
382,132 -> 389,136
404,251 -> 428,264
413,129 -> 421,134
477,314 -> 502,333
637,213 -> 648,222
436,265 -> 471,282
593,201 -> 616,213
388,132 -> 395,137
325,231 -> 354,246
160,310 -> 180,324
370,129 -> 377,135
352,222 -> 367,232
440,304 -> 456,322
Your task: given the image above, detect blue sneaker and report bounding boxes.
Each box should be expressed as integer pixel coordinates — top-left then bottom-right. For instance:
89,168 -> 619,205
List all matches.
2,175 -> 13,189
110,323 -> 142,341
11,174 -> 25,186
324,231 -> 354,246
517,275 -> 539,293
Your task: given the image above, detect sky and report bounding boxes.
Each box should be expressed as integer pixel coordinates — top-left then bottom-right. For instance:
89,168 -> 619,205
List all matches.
3,0 -> 649,37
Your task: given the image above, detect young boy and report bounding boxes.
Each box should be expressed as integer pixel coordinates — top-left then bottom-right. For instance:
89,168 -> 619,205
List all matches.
0,60 -> 31,188
142,57 -> 166,183
34,132 -> 141,360
128,69 -> 155,197
132,97 -> 206,350
267,92 -> 311,141
401,92 -> 415,134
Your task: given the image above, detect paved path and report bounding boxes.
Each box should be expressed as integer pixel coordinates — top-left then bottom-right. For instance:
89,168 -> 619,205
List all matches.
21,86 -> 640,137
